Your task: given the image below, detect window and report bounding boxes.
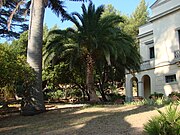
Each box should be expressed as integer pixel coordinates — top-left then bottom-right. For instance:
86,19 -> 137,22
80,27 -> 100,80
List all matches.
149,47 -> 155,59
178,30 -> 180,45
165,75 -> 177,83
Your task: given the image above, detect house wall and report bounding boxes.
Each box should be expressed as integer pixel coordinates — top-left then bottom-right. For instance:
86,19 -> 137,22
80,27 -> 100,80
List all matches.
154,64 -> 180,96
152,9 -> 180,96
125,69 -> 156,101
153,10 -> 180,67
125,0 -> 180,101
151,0 -> 180,19
139,35 -> 154,61
126,63 -> 180,101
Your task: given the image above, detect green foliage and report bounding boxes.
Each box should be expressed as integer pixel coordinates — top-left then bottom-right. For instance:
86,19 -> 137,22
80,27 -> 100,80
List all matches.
125,99 -> 149,106
169,92 -> 180,99
0,43 -> 35,100
131,0 -> 149,29
68,88 -> 82,98
121,0 -> 149,48
149,92 -> 164,99
101,4 -> 121,18
0,0 -> 29,39
153,97 -> 165,106
148,92 -> 173,106
144,104 -> 180,135
46,90 -> 64,100
107,93 -> 125,102
11,31 -> 28,56
43,2 -> 141,101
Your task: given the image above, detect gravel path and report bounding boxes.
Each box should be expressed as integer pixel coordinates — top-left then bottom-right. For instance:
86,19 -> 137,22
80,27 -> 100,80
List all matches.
0,104 -> 167,135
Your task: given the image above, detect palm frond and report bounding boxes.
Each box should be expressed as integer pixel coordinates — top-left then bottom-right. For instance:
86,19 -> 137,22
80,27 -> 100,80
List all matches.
48,0 -> 67,18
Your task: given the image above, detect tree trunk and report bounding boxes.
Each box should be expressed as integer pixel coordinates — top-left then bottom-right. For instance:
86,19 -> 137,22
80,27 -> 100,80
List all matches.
86,54 -> 100,102
98,79 -> 107,102
21,0 -> 45,115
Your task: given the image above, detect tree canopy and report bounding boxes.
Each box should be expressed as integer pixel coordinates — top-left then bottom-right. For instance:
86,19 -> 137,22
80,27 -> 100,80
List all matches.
44,2 -> 140,101
0,0 -> 29,39
122,0 -> 149,40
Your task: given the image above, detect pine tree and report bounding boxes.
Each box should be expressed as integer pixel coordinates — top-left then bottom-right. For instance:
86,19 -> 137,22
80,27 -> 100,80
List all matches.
0,0 -> 29,39
122,0 -> 149,46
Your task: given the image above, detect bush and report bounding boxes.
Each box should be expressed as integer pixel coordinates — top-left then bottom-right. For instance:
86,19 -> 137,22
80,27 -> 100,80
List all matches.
169,92 -> 180,102
144,104 -> 180,135
68,89 -> 82,98
107,93 -> 125,102
169,92 -> 180,98
0,43 -> 36,103
46,90 -> 64,100
149,92 -> 164,99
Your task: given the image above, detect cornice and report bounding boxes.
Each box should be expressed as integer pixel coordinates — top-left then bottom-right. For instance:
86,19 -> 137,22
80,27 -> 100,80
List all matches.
137,30 -> 153,39
150,0 -> 171,9
149,5 -> 180,22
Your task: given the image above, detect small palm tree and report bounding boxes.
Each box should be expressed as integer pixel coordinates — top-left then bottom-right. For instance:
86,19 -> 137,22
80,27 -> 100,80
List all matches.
144,104 -> 180,135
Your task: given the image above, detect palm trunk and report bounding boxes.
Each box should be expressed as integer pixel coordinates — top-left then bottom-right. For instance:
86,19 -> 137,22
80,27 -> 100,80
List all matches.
86,53 -> 99,102
21,0 -> 45,115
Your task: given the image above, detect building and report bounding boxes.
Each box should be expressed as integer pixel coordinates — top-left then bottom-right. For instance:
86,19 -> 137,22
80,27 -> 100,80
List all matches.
125,0 -> 180,101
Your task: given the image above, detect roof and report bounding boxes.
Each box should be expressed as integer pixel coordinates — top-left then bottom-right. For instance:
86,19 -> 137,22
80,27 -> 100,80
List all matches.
150,0 -> 171,9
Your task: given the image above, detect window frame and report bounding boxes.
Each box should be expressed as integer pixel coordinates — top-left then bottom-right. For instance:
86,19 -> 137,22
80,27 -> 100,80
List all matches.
149,46 -> 155,59
175,27 -> 180,47
165,74 -> 177,83
178,29 -> 180,46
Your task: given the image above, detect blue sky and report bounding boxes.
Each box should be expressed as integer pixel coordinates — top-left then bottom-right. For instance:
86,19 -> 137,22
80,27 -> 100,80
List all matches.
44,0 -> 156,29
0,0 -> 156,43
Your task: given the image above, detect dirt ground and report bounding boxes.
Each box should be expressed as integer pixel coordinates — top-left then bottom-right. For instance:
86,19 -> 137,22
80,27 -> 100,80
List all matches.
0,104 -> 167,135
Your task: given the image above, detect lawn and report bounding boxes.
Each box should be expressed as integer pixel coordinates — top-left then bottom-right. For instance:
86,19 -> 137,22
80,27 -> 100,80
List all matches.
0,104 -> 166,135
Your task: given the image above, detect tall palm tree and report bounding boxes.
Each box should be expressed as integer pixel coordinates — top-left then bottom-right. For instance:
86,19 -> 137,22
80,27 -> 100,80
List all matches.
60,2 -> 127,101
21,0 -> 87,115
44,3 -> 140,102
67,2 -> 141,101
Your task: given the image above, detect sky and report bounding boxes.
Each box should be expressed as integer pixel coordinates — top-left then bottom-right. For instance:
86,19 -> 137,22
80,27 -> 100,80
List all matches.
44,0 -> 156,29
0,0 -> 156,43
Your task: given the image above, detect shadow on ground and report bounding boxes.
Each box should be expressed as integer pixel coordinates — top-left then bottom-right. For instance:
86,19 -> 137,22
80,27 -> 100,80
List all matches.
0,104 -> 161,135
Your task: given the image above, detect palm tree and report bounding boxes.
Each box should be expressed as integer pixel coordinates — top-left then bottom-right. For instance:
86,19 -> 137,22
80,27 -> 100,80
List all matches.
47,2 -> 129,102
68,2 -> 141,102
21,0 -> 88,115
35,1 -> 140,105
44,2 -> 140,102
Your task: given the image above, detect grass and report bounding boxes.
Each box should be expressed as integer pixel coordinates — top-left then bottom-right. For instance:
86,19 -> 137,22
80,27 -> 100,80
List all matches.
0,103 -> 169,135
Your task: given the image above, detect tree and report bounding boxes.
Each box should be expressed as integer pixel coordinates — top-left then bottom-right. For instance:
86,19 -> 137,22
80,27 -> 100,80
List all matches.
66,3 -> 124,101
11,31 -> 28,56
131,0 -> 149,34
45,2 -> 140,102
0,0 -> 29,39
0,43 -> 35,108
43,28 -> 88,100
23,0 -> 88,115
122,0 -> 149,43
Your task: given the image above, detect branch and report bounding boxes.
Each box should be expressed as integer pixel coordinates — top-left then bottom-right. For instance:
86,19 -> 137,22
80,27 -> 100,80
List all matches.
7,0 -> 25,31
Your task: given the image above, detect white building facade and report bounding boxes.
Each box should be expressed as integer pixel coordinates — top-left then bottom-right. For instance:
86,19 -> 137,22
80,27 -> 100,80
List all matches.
125,0 -> 180,101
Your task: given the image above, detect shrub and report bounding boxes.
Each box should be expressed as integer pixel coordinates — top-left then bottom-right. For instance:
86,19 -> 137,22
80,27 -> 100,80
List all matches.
169,92 -> 180,102
0,44 -> 36,106
68,88 -> 82,98
125,99 -> 149,106
144,104 -> 180,135
149,92 -> 164,99
107,93 -> 125,102
46,90 -> 64,100
169,92 -> 180,98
